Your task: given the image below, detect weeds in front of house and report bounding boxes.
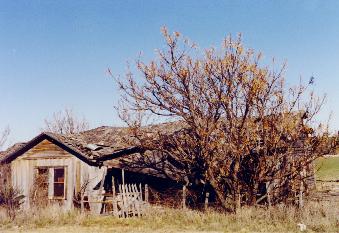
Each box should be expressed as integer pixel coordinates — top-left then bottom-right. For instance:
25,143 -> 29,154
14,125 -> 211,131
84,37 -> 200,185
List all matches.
0,182 -> 24,220
0,201 -> 338,232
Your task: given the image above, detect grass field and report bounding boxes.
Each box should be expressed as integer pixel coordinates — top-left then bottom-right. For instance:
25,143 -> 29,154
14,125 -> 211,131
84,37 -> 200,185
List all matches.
315,156 -> 339,181
1,157 -> 338,233
1,202 -> 338,233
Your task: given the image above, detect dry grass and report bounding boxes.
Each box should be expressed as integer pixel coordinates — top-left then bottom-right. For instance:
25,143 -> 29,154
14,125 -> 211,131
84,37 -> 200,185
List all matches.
0,201 -> 338,233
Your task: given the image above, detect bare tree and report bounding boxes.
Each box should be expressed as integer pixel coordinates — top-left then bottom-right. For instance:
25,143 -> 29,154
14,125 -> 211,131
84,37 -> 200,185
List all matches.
0,127 -> 10,150
0,127 -> 11,192
115,28 -> 331,211
42,108 -> 89,134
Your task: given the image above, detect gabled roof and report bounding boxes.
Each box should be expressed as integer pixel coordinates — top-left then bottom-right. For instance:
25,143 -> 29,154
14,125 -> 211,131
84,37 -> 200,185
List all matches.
0,132 -> 99,165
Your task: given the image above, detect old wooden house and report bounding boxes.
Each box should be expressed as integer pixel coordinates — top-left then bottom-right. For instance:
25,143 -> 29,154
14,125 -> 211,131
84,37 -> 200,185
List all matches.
0,117 -> 318,211
0,125 -> 181,212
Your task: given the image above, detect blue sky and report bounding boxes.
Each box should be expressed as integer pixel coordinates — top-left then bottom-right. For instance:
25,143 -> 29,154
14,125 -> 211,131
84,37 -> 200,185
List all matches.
1,0 -> 339,145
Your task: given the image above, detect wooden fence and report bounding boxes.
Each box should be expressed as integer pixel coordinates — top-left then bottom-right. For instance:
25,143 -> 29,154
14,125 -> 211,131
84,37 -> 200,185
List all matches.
81,183 -> 149,218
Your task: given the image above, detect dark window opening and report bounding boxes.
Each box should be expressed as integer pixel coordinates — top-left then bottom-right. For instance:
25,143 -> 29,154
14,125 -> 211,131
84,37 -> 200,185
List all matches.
54,168 -> 65,198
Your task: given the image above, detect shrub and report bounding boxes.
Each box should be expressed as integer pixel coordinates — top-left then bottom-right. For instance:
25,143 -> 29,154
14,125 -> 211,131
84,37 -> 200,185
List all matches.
0,182 -> 25,219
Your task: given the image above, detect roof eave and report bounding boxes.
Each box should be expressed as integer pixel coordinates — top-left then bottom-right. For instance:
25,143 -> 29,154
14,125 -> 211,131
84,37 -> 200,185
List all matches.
0,133 -> 99,166
97,146 -> 144,162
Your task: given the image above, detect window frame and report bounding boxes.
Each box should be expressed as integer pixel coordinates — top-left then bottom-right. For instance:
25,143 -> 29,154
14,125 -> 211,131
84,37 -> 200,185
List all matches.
33,166 -> 67,200
53,167 -> 66,200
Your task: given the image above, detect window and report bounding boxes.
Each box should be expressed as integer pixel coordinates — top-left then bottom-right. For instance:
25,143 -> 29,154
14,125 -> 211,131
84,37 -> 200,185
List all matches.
54,168 -> 65,198
33,166 -> 67,200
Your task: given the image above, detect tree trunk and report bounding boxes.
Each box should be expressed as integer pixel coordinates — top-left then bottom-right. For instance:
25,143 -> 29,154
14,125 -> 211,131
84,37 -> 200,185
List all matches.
234,185 -> 241,212
208,177 -> 230,211
249,183 -> 258,205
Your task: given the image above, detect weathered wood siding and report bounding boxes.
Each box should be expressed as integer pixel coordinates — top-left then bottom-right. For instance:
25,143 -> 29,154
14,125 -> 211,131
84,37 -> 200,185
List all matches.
0,163 -> 11,187
10,139 -> 105,211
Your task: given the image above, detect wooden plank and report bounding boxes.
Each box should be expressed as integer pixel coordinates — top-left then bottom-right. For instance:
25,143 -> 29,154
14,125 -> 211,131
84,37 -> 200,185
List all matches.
75,161 -> 81,194
64,166 -> 68,200
23,156 -> 71,160
80,191 -> 84,213
82,200 -> 115,204
112,176 -> 115,193
98,168 -> 107,194
122,169 -> 125,186
204,192 -> 209,210
266,182 -> 271,207
139,183 -> 142,201
113,197 -> 118,217
122,184 -> 127,218
182,185 -> 186,209
48,168 -> 54,199
145,184 -> 149,203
